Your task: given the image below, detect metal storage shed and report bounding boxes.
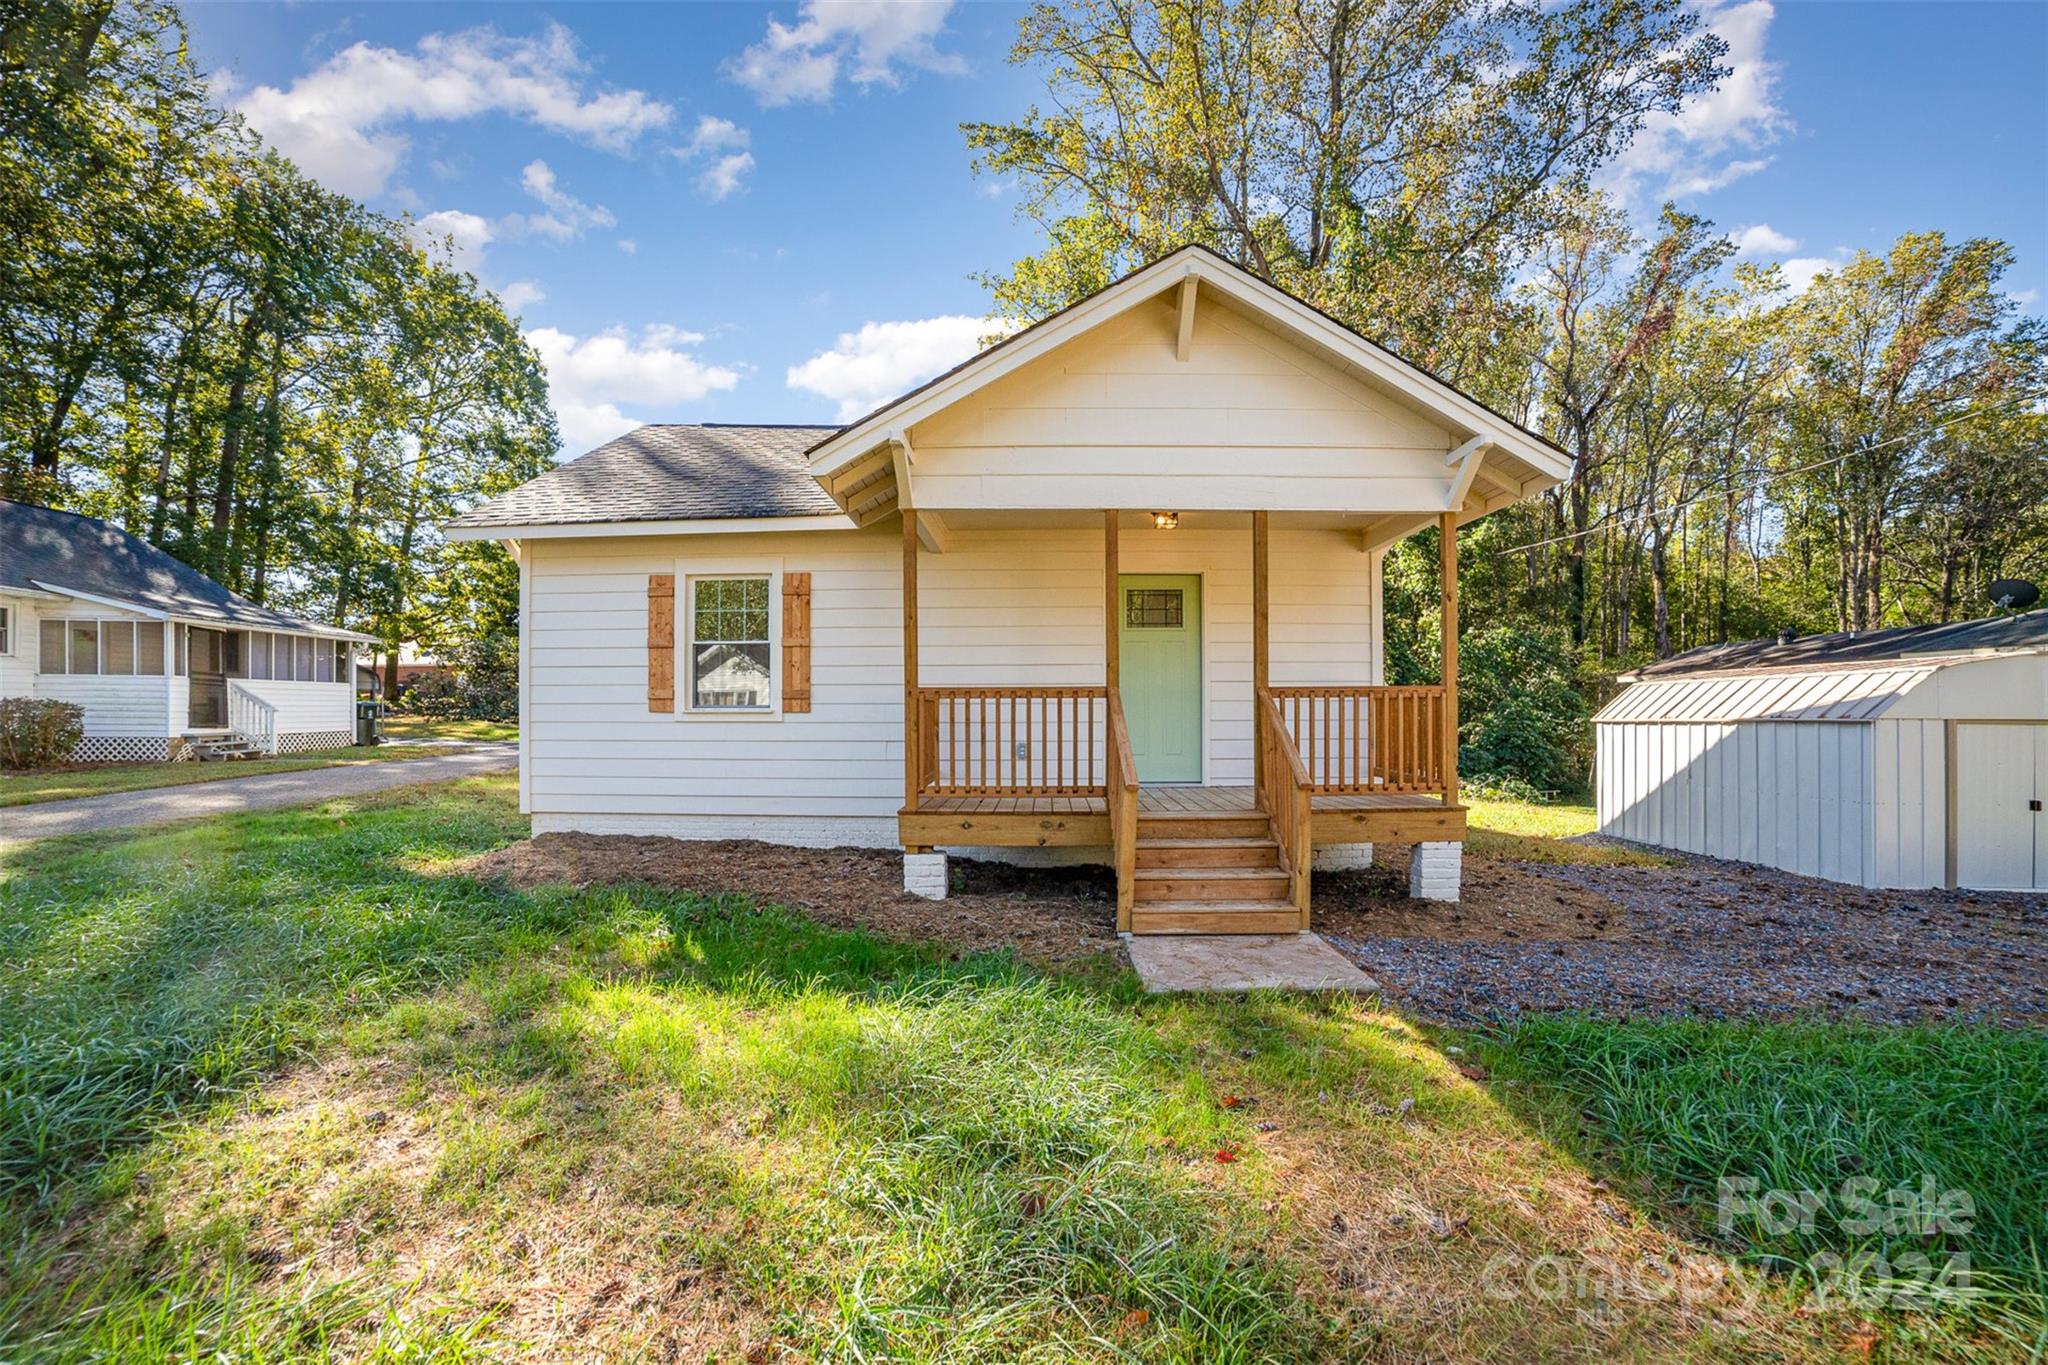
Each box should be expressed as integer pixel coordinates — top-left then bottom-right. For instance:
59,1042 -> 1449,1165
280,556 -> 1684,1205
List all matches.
1595,615 -> 2048,891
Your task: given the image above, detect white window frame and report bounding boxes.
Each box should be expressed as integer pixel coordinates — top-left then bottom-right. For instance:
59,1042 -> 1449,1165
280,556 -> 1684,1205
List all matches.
681,563 -> 782,719
0,604 -> 10,655
35,616 -> 167,677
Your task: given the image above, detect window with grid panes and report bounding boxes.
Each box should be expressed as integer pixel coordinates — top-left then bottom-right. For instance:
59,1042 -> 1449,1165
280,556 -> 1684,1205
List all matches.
689,577 -> 771,709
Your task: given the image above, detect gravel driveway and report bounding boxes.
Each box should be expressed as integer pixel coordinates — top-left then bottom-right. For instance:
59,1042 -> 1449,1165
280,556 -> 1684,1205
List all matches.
0,743 -> 516,845
1330,844 -> 2048,1026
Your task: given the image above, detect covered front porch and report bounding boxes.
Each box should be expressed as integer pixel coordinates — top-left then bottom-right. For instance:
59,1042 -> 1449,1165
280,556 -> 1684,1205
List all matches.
892,506 -> 1469,934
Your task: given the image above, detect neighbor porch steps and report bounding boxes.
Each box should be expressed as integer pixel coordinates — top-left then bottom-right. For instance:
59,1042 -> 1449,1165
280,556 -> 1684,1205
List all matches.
1129,809 -> 1300,935
183,732 -> 265,762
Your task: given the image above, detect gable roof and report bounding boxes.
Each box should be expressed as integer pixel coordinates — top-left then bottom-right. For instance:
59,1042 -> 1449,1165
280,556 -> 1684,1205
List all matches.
1626,613 -> 2048,681
0,499 -> 372,638
447,424 -> 842,533
805,244 -> 1573,487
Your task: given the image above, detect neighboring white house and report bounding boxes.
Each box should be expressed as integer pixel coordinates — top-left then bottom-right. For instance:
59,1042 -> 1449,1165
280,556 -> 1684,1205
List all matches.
446,246 -> 1574,929
1596,615 -> 2048,892
1,499 -> 376,761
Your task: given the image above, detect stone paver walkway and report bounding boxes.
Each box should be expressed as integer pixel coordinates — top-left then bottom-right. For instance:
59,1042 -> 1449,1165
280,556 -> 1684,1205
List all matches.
1127,932 -> 1381,993
0,743 -> 516,846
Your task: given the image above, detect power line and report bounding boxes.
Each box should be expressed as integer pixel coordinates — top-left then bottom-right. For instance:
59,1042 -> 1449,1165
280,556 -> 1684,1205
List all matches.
1490,389 -> 2048,556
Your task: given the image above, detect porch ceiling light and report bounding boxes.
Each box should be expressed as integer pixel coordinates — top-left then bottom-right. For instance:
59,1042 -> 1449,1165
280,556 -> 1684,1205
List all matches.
1152,511 -> 1180,530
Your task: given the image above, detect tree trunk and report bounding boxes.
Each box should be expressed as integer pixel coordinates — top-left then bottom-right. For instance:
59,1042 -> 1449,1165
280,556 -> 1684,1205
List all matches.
210,309 -> 265,576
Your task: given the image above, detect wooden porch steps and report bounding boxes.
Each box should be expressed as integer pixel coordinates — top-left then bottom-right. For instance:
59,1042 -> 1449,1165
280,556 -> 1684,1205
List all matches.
1130,808 -> 1298,934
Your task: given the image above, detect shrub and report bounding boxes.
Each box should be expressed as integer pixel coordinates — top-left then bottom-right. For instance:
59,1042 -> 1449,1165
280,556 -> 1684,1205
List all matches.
1456,627 -> 1592,797
392,634 -> 517,722
0,698 -> 85,769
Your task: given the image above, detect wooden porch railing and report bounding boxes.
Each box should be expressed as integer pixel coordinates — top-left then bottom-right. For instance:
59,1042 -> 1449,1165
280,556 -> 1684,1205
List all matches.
1256,687 -> 1312,926
1106,688 -> 1138,933
1268,685 -> 1449,796
912,686 -> 1108,797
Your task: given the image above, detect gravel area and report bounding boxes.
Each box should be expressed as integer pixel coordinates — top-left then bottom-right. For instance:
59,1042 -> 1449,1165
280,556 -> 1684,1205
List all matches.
1329,844 -> 2048,1026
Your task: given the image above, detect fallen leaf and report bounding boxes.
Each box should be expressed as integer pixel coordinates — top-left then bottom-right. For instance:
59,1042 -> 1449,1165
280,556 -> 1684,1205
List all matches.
1019,1190 -> 1046,1218
1118,1308 -> 1151,1336
1214,1149 -> 1238,1164
1220,1095 -> 1243,1108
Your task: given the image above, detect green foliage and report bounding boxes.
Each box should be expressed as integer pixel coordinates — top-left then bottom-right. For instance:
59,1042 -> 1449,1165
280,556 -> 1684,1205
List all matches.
0,0 -> 556,666
1456,627 -> 1593,795
397,634 -> 517,722
0,698 -> 85,768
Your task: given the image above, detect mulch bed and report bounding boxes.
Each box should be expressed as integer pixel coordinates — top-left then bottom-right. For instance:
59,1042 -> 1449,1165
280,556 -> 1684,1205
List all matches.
467,834 -> 1124,965
466,833 -> 2048,1024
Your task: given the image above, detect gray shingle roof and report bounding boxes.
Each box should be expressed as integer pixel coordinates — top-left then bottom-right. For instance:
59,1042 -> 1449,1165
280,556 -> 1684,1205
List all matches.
447,424 -> 843,531
0,499 -> 366,636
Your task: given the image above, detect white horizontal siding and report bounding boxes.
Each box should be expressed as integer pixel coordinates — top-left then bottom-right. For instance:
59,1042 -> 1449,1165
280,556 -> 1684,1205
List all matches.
0,592 -> 41,699
906,297 -> 1458,512
34,673 -> 172,736
235,678 -> 355,734
523,523 -> 1381,830
1598,719 -> 1877,886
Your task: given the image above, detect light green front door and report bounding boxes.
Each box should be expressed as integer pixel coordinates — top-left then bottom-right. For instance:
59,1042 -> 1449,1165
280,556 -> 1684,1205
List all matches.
1119,574 -> 1202,783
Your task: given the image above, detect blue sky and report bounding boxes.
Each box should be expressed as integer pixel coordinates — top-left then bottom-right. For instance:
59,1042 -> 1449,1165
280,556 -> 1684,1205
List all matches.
188,1 -> 2047,453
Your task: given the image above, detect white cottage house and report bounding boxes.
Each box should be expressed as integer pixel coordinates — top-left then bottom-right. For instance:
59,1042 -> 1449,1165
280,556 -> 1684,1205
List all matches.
447,247 -> 1573,929
1597,614 -> 2048,892
0,500 -> 374,761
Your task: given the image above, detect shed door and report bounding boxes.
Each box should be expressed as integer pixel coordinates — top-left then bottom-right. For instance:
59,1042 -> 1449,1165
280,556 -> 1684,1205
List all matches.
1954,724 -> 2045,890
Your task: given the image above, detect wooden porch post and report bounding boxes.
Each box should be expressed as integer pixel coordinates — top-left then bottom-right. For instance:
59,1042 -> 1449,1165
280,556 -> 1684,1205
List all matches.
903,509 -> 922,823
1252,510 -> 1270,791
1439,510 -> 1459,808
1104,510 -> 1120,689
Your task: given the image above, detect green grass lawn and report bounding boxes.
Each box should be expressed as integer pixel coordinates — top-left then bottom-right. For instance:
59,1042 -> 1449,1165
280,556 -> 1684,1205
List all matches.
378,715 -> 518,742
1464,795 -> 1676,865
0,779 -> 2036,1361
0,746 -> 461,807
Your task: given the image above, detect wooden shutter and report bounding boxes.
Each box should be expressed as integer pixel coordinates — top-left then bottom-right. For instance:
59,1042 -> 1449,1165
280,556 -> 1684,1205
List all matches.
782,571 -> 812,713
648,573 -> 675,712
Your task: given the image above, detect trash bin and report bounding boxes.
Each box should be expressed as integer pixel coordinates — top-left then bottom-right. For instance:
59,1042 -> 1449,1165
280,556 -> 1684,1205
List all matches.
355,698 -> 383,746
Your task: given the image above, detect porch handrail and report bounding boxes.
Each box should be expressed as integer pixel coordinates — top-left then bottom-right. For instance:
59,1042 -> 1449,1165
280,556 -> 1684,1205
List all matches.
1268,684 -> 1450,797
912,685 -> 1108,797
1256,687 -> 1312,925
227,680 -> 278,755
1106,687 -> 1138,934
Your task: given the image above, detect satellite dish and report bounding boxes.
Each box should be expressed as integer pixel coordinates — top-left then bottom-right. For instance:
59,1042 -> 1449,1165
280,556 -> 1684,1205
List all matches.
1988,578 -> 2040,612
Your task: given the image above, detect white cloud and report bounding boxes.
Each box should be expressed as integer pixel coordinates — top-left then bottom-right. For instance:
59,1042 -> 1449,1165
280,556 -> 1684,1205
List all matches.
1606,0 -> 1788,206
510,158 -> 616,239
526,324 -> 743,450
674,114 -> 756,200
499,280 -> 545,311
786,314 -> 988,421
235,23 -> 671,198
408,209 -> 494,273
1730,223 -> 1797,257
683,114 -> 750,157
727,0 -> 966,107
697,152 -> 756,201
617,238 -> 638,255
2013,288 -> 2040,309
1780,255 -> 1845,294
